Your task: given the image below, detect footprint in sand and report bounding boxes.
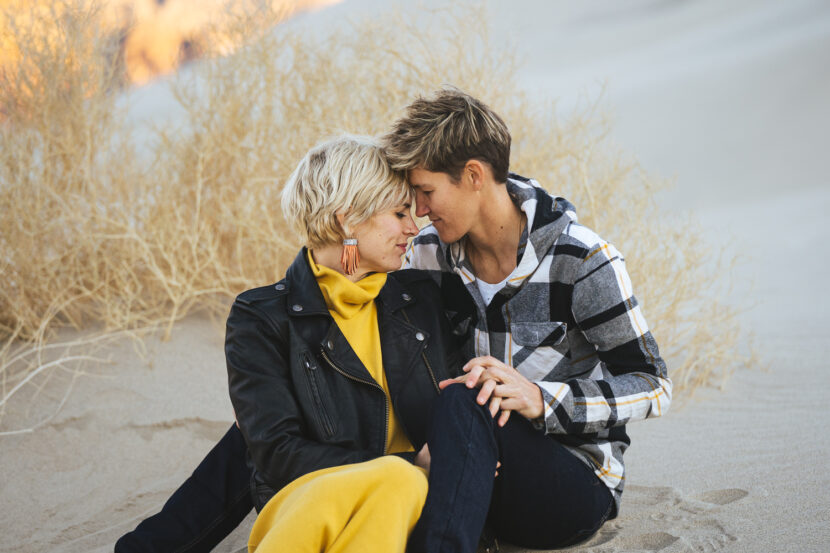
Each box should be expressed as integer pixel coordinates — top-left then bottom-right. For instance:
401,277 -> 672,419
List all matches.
496,485 -> 746,552
692,489 -> 748,506
127,417 -> 231,442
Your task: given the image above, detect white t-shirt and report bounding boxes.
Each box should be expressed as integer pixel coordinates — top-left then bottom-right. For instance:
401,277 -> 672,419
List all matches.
475,275 -> 510,306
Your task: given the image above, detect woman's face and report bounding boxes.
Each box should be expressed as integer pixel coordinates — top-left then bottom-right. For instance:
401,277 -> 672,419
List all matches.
408,167 -> 480,244
352,204 -> 419,273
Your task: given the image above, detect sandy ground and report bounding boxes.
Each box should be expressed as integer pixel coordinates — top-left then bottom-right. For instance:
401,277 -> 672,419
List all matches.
2,0 -> 829,551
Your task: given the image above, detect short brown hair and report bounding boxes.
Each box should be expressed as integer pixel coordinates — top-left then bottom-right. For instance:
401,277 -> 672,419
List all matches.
382,88 -> 511,182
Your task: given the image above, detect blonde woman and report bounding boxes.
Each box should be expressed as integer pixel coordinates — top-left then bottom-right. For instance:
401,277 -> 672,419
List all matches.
117,135 -> 469,553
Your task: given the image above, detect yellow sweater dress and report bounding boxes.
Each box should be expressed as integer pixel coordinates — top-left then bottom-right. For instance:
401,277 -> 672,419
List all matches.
247,254 -> 428,553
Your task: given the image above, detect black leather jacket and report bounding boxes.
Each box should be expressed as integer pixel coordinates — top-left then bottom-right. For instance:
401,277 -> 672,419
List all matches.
226,249 -> 473,510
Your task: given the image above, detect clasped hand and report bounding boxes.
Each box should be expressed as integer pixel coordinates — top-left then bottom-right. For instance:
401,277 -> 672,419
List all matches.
438,356 -> 544,427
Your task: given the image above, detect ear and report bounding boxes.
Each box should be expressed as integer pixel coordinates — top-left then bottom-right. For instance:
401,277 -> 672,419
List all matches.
464,160 -> 487,191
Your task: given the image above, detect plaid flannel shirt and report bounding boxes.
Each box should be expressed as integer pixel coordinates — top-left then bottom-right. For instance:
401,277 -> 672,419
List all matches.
403,174 -> 671,513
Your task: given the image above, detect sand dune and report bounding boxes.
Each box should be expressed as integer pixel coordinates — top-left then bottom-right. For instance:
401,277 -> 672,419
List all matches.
1,1 -> 828,552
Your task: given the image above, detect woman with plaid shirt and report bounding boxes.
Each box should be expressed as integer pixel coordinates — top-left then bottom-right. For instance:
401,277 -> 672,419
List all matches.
385,88 -> 671,552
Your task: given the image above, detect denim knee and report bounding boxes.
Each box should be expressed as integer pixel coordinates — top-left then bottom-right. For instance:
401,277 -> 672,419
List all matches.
435,384 -> 484,415
430,384 -> 496,450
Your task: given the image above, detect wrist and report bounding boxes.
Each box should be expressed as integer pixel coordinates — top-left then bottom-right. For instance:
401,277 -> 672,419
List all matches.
529,383 -> 545,419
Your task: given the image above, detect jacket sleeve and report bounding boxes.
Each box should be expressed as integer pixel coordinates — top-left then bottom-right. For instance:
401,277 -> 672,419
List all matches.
226,299 -> 376,491
536,241 -> 672,435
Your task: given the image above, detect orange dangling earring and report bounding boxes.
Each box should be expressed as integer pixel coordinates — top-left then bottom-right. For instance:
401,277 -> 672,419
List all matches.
340,238 -> 360,275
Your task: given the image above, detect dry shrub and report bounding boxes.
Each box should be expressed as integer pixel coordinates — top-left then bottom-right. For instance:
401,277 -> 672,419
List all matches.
1,1 -> 128,341
1,2 -> 743,422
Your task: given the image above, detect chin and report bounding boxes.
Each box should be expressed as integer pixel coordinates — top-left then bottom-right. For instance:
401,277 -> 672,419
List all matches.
436,228 -> 461,244
381,259 -> 401,272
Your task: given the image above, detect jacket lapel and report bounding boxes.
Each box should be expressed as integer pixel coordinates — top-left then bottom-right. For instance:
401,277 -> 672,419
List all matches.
319,322 -> 377,384
284,251 -> 428,392
377,276 -> 429,400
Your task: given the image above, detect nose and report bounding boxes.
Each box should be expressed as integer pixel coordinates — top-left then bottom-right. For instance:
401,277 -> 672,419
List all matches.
403,213 -> 418,237
414,192 -> 429,218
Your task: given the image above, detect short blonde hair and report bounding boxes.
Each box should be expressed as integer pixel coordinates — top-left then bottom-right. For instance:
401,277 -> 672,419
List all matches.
382,87 -> 511,182
281,135 -> 410,248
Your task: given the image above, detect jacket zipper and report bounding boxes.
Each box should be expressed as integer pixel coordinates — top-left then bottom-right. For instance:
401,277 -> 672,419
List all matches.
400,310 -> 440,393
303,353 -> 334,437
320,347 -> 389,455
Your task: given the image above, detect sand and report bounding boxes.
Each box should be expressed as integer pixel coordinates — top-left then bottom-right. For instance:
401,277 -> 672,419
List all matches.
2,0 -> 829,551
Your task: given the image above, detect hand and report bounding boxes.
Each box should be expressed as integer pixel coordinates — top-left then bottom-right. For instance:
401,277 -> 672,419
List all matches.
439,356 -> 545,426
439,357 -> 504,417
438,356 -> 500,391
414,443 -> 431,475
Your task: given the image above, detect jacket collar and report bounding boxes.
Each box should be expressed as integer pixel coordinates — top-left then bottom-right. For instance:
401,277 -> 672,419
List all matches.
284,248 -> 427,389
285,247 -> 414,317
376,272 -> 415,313
285,248 -> 331,317
438,174 -> 578,296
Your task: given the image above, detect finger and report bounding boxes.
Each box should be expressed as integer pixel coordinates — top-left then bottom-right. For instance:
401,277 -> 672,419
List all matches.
497,409 -> 512,427
492,384 -> 519,405
497,396 -> 526,411
465,364 -> 485,388
462,355 -> 502,373
483,365 -> 517,385
438,376 -> 465,390
478,379 -> 498,406
488,396 -> 502,418
462,356 -> 486,372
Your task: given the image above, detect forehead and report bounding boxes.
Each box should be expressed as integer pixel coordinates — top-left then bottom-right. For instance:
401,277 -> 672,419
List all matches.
377,200 -> 412,212
408,168 -> 451,188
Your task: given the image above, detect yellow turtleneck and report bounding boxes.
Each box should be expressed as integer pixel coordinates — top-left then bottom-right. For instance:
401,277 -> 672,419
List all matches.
245,253 -> 427,553
307,250 -> 413,454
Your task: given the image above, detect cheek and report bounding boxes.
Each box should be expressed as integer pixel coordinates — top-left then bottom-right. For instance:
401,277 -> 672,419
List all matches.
372,227 -> 396,248
442,191 -> 467,216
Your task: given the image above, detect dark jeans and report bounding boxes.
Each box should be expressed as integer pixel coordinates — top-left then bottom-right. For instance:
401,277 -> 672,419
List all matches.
115,424 -> 253,553
408,385 -> 614,553
117,387 -> 613,552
